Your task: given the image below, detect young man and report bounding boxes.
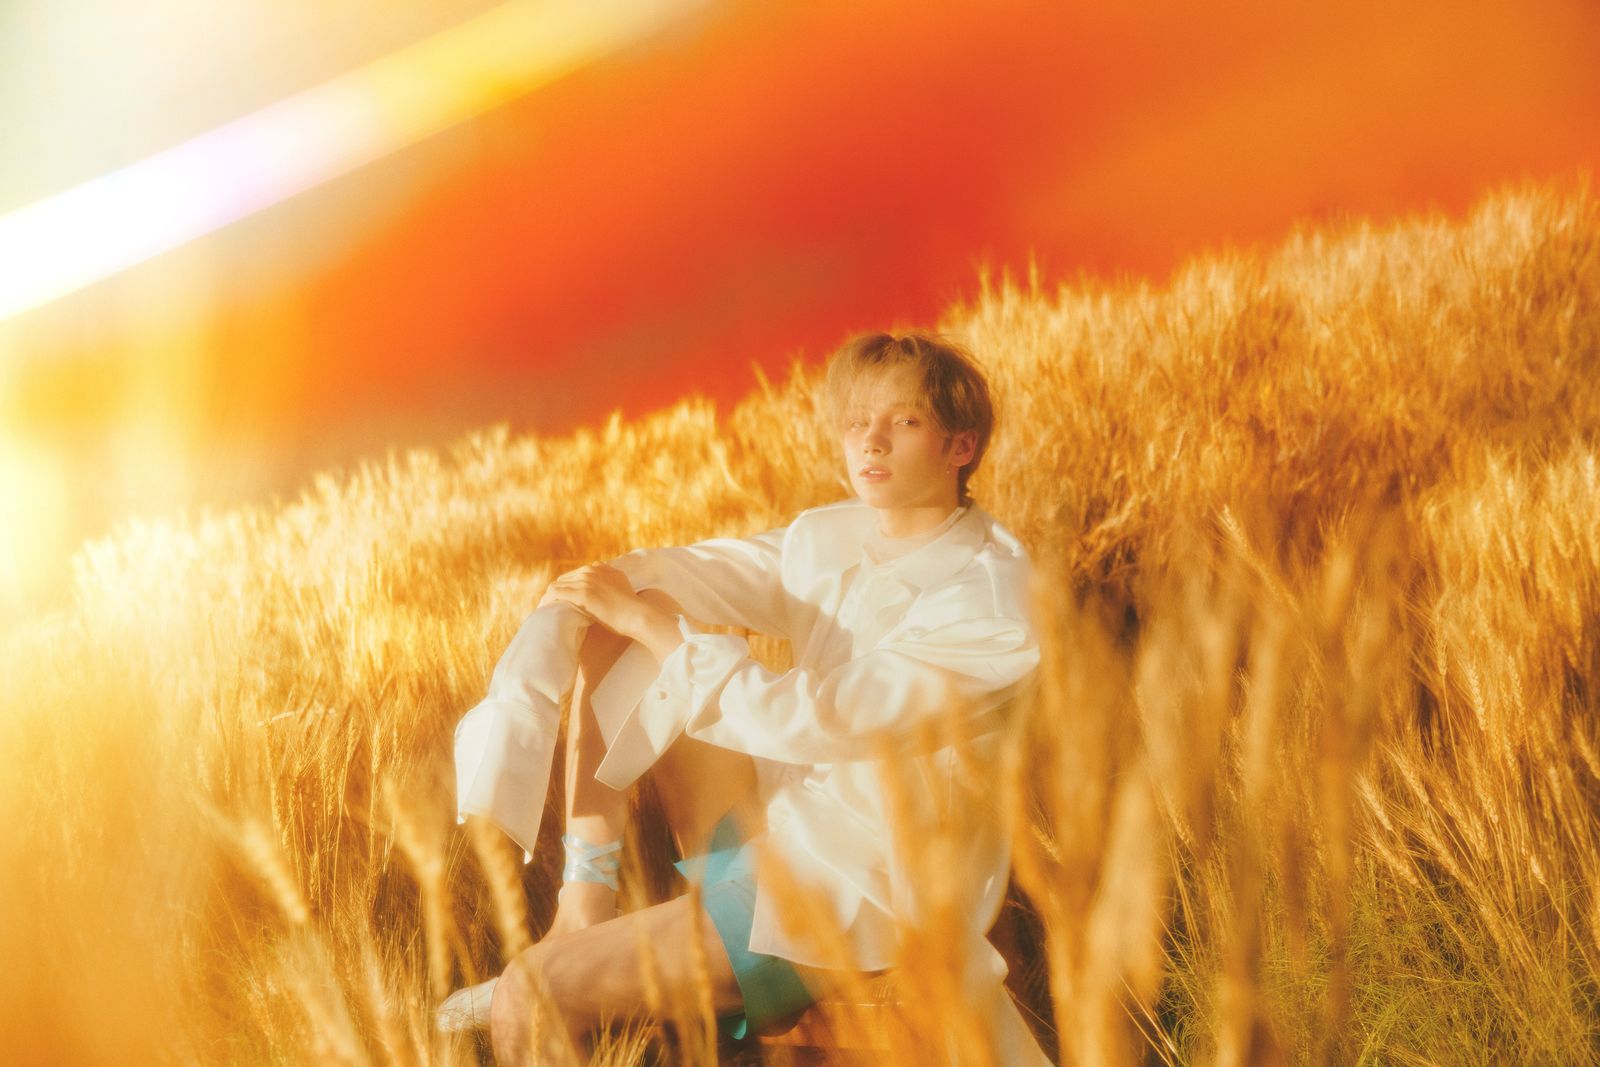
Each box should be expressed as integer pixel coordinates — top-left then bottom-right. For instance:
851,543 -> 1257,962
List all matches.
443,332 -> 1046,1063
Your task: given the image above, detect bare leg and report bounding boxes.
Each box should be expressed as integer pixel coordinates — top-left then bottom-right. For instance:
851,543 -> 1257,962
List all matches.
630,588 -> 766,858
550,588 -> 765,927
500,588 -> 771,1052
649,729 -> 766,858
492,886 -> 744,1062
545,621 -> 632,933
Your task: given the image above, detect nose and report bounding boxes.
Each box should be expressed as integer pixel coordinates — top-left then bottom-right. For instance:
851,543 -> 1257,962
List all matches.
861,420 -> 890,454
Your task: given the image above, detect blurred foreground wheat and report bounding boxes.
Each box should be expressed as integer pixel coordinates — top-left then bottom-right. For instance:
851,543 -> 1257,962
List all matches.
2,180 -> 1597,1065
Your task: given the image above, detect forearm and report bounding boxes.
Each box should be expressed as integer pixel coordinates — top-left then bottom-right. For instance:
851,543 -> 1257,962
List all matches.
607,526 -> 790,636
626,601 -> 687,663
660,622 -> 1038,765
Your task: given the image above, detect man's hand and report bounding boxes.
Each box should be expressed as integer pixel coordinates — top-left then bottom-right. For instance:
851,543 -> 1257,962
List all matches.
540,561 -> 687,664
539,562 -> 644,635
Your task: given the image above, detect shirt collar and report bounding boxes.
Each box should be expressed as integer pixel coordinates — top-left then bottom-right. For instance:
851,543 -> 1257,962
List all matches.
807,498 -> 989,591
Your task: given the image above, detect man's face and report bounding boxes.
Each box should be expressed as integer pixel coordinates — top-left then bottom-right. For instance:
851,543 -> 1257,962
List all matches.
839,369 -> 974,512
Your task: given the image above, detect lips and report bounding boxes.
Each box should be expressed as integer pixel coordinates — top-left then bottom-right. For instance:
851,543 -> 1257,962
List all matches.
858,465 -> 891,480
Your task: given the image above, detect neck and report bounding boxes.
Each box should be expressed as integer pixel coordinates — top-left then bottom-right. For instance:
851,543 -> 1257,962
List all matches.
874,500 -> 962,539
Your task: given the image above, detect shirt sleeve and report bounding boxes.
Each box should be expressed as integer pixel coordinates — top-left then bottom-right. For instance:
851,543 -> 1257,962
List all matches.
606,523 -> 791,638
453,600 -> 589,857
643,574 -> 1040,766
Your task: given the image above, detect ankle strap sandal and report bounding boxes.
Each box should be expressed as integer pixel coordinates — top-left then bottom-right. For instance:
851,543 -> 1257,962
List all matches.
561,832 -> 623,890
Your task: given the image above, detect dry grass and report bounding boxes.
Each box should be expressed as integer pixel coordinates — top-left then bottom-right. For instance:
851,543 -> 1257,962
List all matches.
2,178 -> 1597,1064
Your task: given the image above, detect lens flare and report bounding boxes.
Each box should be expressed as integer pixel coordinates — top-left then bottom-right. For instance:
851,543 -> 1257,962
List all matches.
0,0 -> 707,323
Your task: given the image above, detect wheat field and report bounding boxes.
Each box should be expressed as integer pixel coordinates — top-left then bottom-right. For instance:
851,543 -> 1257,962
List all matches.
2,180 -> 1596,1065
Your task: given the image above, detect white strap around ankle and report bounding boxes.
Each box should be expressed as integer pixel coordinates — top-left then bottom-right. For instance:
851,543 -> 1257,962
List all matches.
561,833 -> 622,890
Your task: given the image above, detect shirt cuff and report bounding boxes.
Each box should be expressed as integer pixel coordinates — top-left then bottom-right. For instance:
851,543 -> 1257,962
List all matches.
454,696 -> 559,861
652,615 -> 749,723
649,614 -> 706,702
591,615 -> 748,789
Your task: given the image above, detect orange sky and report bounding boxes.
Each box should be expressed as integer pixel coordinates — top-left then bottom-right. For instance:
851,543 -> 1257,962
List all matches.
5,0 -> 1600,619
282,0 -> 1599,438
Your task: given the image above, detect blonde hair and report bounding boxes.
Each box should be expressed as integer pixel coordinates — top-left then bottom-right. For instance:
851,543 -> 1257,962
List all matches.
822,331 -> 996,506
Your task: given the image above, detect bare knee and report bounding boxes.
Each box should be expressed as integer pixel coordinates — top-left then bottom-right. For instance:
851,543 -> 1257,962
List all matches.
636,587 -> 685,616
490,951 -> 536,1063
491,945 -> 588,1062
577,616 -> 630,676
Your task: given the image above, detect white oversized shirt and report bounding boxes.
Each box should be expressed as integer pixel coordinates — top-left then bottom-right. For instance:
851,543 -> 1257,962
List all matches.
454,497 -> 1047,1062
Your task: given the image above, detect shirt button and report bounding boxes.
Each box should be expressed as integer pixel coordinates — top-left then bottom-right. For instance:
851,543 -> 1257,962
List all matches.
654,689 -> 668,700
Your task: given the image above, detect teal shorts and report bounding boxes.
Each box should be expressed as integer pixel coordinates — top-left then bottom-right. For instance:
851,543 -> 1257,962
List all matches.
672,811 -> 816,1039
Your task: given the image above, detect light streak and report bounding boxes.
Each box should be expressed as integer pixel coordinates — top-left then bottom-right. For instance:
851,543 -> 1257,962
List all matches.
0,0 -> 707,322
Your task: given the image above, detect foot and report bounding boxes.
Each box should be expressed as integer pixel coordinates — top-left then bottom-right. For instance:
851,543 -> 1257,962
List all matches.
436,976 -> 498,1034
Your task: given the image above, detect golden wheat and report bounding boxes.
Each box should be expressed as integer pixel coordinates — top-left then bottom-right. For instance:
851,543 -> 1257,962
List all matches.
1,178 -> 1596,1064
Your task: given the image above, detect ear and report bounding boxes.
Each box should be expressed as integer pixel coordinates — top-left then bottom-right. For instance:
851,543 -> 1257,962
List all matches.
948,430 -> 977,468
